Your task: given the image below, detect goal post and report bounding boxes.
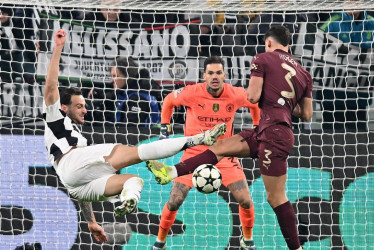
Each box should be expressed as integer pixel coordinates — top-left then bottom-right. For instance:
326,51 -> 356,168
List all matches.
0,0 -> 373,249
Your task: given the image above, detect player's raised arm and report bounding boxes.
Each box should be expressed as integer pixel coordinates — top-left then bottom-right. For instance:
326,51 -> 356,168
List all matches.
161,92 -> 176,123
44,29 -> 66,106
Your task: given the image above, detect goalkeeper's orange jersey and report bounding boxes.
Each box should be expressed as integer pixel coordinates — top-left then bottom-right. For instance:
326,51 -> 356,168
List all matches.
161,82 -> 260,160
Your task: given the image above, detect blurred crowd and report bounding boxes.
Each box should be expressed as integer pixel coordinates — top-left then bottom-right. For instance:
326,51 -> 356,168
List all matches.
1,2 -> 374,130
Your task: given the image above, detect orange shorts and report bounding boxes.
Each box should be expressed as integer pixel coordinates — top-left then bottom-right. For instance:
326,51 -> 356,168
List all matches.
174,154 -> 246,188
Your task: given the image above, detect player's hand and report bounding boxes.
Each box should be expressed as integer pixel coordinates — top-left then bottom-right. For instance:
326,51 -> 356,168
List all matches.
253,125 -> 258,129
159,123 -> 171,140
54,29 -> 66,47
88,222 -> 108,243
87,87 -> 95,99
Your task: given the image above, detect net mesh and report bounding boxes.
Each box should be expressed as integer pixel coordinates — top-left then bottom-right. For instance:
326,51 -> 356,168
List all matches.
2,0 -> 374,11
0,1 -> 373,249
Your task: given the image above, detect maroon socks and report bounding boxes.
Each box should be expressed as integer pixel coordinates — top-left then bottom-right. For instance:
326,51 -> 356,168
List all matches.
175,149 -> 218,176
273,201 -> 301,249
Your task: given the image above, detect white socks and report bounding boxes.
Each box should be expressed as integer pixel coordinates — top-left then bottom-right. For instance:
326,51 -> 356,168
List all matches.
120,177 -> 144,202
138,134 -> 203,161
165,165 -> 178,179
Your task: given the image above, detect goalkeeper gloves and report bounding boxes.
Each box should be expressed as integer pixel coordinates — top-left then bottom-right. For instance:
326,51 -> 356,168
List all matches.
159,123 -> 171,140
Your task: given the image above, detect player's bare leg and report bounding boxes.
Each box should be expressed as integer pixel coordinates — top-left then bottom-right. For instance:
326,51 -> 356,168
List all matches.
153,182 -> 191,250
105,123 -> 227,171
261,174 -> 288,208
262,174 -> 302,249
146,123 -> 227,184
210,134 -> 251,159
227,179 -> 253,209
100,145 -> 145,216
101,123 -> 226,215
104,174 -> 139,197
227,180 -> 256,250
147,134 -> 250,184
166,182 -> 191,211
102,174 -> 144,216
104,145 -> 142,170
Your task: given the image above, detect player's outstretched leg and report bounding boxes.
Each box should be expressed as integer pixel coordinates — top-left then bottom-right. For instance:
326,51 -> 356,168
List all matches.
146,149 -> 219,185
114,177 -> 144,216
145,124 -> 226,185
138,123 -> 226,163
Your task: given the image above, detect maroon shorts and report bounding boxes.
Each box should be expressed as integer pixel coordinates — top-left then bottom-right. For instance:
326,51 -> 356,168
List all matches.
238,124 -> 294,176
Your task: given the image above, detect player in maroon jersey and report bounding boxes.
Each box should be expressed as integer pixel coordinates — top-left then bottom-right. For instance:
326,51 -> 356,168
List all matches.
147,25 -> 313,250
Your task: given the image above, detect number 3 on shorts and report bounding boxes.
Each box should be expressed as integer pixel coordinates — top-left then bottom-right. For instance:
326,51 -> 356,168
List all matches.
263,149 -> 272,170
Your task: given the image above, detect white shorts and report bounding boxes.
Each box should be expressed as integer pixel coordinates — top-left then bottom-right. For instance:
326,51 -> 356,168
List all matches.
56,143 -> 118,201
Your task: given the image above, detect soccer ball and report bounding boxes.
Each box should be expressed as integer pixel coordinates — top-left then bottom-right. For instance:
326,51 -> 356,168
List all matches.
192,164 -> 222,194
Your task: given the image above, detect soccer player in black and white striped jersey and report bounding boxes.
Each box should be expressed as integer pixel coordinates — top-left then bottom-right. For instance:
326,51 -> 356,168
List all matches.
43,29 -> 227,243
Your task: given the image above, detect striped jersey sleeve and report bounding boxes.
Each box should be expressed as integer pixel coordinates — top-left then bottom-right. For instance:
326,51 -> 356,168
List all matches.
43,99 -> 88,167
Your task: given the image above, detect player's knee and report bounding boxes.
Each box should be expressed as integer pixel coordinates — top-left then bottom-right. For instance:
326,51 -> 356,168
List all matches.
106,144 -> 141,168
167,199 -> 184,211
266,191 -> 286,208
236,195 -> 252,209
239,199 -> 251,209
266,190 -> 276,205
210,139 -> 226,157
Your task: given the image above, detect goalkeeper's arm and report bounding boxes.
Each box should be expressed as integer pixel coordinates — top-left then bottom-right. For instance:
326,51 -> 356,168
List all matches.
78,200 -> 108,243
159,92 -> 176,139
246,102 -> 261,128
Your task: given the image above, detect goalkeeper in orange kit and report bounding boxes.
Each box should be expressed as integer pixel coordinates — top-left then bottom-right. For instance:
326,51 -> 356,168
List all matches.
152,56 -> 260,250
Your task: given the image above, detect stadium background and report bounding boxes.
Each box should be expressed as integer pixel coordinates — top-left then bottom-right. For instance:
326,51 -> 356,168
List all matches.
0,1 -> 373,249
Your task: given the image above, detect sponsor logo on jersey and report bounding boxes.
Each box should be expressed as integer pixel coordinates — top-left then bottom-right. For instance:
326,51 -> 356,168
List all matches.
213,103 -> 219,112
226,103 -> 234,112
198,116 -> 231,123
198,104 -> 205,110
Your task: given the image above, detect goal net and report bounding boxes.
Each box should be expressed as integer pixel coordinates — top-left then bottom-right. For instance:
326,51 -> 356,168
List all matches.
0,0 -> 373,249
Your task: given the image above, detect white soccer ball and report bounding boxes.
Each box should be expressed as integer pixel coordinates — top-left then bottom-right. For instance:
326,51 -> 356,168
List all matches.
192,164 -> 222,194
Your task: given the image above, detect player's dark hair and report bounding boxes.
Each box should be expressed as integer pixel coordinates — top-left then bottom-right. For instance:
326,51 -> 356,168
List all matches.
60,87 -> 82,105
0,4 -> 14,16
111,56 -> 139,79
264,25 -> 291,47
204,56 -> 225,72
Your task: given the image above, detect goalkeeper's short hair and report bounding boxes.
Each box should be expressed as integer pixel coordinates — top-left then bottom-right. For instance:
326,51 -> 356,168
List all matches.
203,56 -> 225,72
